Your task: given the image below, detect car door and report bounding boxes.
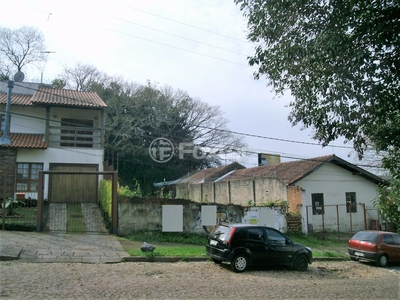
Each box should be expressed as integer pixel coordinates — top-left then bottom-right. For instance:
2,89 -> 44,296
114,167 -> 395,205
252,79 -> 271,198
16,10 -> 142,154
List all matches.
381,234 -> 400,263
242,227 -> 267,263
265,228 -> 294,265
393,234 -> 400,262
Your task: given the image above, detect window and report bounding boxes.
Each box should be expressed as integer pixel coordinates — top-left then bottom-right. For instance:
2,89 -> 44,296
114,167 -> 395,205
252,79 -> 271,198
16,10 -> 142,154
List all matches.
247,228 -> 264,241
60,118 -> 93,148
266,229 -> 286,244
312,193 -> 324,215
346,192 -> 357,213
17,163 -> 43,192
382,234 -> 394,245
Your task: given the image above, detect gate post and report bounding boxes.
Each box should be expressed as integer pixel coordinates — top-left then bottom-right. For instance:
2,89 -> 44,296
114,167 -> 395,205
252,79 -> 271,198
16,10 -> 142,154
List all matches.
362,203 -> 367,230
36,171 -> 44,231
111,171 -> 118,234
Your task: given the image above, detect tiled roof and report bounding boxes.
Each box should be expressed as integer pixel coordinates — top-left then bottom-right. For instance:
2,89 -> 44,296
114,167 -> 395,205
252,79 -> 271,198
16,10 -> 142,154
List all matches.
0,133 -> 48,149
0,93 -> 32,105
178,162 -> 246,184
31,88 -> 107,107
222,155 -> 334,184
0,87 -> 107,108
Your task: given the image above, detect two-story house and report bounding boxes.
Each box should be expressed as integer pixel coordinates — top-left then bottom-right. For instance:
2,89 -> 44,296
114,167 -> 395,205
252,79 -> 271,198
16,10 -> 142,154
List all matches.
0,81 -> 107,203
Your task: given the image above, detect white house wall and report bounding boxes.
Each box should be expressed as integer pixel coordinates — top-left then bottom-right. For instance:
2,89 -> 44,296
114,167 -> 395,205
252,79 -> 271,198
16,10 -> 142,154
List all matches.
296,163 -> 379,233
17,147 -> 104,199
10,106 -> 45,133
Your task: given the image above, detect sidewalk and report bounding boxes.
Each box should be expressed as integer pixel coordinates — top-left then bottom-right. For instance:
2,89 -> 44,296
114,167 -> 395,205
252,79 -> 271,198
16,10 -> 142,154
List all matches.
0,231 -> 129,263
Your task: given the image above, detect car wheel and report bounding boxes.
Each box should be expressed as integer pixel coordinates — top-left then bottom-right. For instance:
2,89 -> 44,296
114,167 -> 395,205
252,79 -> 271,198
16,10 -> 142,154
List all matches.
231,255 -> 248,273
212,258 -> 222,264
377,254 -> 388,267
294,254 -> 309,271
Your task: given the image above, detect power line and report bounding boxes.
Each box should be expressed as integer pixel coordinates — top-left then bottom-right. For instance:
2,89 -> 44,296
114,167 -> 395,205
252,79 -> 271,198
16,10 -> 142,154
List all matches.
1,83 -> 353,149
96,11 -> 250,57
79,20 -> 249,67
103,0 -> 251,44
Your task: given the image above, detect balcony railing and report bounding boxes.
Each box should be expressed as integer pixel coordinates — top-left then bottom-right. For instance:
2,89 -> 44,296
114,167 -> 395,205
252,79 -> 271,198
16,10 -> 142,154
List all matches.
47,125 -> 103,148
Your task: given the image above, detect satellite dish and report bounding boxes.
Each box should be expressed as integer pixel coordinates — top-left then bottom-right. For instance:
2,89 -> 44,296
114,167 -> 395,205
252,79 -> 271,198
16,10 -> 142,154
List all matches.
14,71 -> 25,82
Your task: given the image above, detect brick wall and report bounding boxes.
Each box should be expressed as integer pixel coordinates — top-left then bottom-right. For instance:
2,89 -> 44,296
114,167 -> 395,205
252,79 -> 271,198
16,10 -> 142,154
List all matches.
287,185 -> 303,214
286,214 -> 302,233
0,148 -> 17,198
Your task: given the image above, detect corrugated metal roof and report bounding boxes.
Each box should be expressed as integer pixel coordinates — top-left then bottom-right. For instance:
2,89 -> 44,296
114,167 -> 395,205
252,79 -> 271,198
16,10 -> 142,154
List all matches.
178,162 -> 246,184
0,133 -> 48,149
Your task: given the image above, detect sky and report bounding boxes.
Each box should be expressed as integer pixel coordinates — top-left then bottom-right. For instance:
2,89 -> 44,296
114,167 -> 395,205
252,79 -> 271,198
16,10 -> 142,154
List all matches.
0,0 -> 359,168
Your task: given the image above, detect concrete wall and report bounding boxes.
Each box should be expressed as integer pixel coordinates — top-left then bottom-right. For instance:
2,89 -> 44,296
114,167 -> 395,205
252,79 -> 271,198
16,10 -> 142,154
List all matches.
175,177 -> 287,206
117,197 -> 287,236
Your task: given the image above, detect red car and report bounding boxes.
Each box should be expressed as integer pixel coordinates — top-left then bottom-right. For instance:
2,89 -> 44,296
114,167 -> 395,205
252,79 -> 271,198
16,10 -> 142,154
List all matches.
348,230 -> 400,267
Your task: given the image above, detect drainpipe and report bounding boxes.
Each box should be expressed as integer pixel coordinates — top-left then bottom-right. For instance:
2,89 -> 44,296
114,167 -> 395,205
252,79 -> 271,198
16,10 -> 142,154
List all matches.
0,80 -> 13,145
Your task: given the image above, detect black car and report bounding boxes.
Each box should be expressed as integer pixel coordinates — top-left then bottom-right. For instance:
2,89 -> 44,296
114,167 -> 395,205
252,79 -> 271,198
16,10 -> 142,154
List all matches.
206,223 -> 312,272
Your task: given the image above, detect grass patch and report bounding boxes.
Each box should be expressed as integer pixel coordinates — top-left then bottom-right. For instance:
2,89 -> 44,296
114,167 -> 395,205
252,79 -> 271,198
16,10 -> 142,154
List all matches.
1,207 -> 37,231
67,204 -> 85,232
121,231 -> 348,259
287,232 -> 347,247
127,246 -> 206,257
125,231 -> 208,245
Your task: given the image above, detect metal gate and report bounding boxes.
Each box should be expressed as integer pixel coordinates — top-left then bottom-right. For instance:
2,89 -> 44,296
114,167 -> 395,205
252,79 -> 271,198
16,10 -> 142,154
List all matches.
38,167 -> 117,233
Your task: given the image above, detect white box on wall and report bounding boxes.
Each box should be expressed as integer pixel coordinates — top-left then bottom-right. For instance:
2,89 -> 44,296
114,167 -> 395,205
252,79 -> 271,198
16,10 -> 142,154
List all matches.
201,205 -> 217,226
162,205 -> 183,232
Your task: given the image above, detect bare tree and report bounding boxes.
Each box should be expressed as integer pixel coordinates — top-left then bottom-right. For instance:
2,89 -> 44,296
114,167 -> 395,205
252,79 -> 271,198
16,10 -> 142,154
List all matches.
58,63 -> 107,91
0,26 -> 47,77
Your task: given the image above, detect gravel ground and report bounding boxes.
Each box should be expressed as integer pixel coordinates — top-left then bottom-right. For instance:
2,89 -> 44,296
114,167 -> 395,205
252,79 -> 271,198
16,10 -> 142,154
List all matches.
1,260 -> 399,299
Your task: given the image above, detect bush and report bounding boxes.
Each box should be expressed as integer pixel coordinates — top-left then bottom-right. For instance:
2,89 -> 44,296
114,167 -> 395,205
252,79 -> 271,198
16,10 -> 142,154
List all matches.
99,180 -> 112,222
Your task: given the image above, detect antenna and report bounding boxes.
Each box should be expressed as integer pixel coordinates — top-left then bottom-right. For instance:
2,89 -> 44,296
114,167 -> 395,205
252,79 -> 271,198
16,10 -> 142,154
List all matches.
14,71 -> 25,82
40,51 -> 56,83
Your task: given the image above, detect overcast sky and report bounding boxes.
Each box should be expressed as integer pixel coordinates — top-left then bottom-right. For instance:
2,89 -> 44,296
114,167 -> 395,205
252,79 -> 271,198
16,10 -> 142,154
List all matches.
1,0 -> 358,167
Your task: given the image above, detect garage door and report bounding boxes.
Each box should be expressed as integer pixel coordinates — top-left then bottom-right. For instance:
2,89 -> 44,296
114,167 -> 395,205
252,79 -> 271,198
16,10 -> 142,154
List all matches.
49,164 -> 98,203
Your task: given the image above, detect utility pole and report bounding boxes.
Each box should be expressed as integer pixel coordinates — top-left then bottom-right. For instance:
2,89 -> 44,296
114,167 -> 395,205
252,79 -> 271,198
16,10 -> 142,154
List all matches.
40,51 -> 55,84
0,80 -> 13,145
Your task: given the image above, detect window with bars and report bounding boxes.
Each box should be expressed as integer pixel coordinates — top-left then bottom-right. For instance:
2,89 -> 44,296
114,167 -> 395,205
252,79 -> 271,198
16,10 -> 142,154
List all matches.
60,118 -> 93,148
17,163 -> 43,192
312,193 -> 324,215
346,192 -> 357,213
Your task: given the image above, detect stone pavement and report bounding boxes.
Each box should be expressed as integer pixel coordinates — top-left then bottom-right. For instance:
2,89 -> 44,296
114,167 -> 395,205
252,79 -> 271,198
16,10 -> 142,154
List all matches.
0,231 -> 129,263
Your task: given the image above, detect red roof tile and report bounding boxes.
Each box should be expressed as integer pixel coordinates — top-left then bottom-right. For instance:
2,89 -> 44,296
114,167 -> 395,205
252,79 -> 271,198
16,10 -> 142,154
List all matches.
0,93 -> 32,105
0,133 -> 48,149
31,88 -> 107,107
0,87 -> 107,108
222,155 -> 334,184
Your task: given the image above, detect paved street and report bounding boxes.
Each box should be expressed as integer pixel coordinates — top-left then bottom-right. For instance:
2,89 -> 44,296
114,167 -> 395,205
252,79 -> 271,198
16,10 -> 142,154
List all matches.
1,260 -> 399,299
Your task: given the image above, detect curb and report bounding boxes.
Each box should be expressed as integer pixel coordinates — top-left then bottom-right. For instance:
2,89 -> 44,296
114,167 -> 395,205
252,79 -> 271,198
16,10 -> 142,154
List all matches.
123,256 -> 208,262
0,250 -> 22,261
123,256 -> 348,263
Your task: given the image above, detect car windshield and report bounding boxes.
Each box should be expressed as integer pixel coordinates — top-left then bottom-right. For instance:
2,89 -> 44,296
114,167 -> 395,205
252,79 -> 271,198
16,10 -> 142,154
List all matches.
352,231 -> 379,243
211,226 -> 232,241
